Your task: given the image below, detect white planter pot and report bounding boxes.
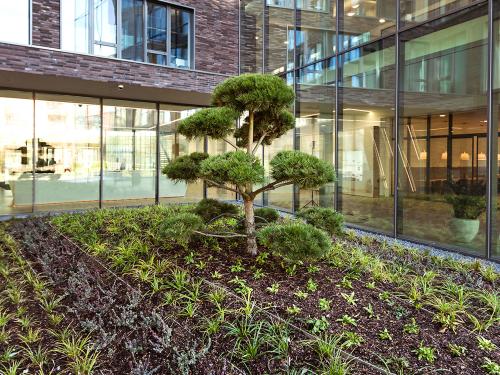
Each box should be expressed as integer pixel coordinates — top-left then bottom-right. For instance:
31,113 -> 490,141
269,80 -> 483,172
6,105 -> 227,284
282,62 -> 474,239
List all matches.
449,218 -> 480,243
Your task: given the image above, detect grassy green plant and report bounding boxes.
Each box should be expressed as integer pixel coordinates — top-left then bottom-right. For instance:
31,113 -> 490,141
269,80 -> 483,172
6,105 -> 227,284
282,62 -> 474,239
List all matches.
318,298 -> 332,311
378,328 -> 392,341
413,342 -> 436,363
481,358 -> 500,374
336,315 -> 357,327
477,336 -> 497,352
307,316 -> 329,334
403,318 -> 420,335
448,343 -> 467,357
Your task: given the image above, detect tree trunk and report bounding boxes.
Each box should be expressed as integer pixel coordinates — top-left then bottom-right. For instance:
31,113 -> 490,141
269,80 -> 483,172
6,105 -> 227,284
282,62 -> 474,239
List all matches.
248,111 -> 254,155
243,198 -> 258,256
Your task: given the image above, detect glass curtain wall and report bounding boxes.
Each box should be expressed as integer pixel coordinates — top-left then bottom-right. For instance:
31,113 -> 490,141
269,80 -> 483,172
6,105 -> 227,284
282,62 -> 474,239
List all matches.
398,4 -> 488,255
159,105 -> 204,204
257,0 -> 498,259
34,95 -> 101,211
102,100 -> 157,207
339,38 -> 395,233
0,91 -> 33,216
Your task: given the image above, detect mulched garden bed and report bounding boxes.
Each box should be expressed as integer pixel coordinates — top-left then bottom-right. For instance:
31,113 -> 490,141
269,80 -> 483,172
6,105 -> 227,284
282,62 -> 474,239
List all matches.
4,210 -> 500,374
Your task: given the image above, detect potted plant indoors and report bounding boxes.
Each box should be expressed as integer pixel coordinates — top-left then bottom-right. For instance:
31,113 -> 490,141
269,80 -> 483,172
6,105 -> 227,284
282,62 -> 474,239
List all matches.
445,182 -> 486,243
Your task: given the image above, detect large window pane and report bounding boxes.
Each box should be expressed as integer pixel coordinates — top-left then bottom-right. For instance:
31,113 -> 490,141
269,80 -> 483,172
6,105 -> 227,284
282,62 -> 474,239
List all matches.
339,38 -> 395,233
103,100 -> 156,207
61,0 -> 91,53
401,0 -> 482,27
147,2 -> 167,64
159,105 -> 204,204
339,0 -> 396,50
398,5 -> 488,255
264,129 -> 295,212
170,8 -> 191,68
0,91 -> 33,215
0,0 -> 30,45
266,5 -> 295,74
94,0 -> 117,57
241,0 -> 264,73
296,77 -> 336,209
34,95 -> 101,211
121,0 -> 144,61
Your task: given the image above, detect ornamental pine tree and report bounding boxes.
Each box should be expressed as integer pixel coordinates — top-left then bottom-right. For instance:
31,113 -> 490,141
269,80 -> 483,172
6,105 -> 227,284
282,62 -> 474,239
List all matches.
163,74 -> 335,255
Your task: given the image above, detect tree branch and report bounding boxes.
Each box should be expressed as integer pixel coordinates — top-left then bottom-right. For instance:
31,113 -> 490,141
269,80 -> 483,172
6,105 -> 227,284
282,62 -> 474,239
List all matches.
205,179 -> 240,194
251,179 -> 292,198
223,138 -> 238,150
251,132 -> 268,155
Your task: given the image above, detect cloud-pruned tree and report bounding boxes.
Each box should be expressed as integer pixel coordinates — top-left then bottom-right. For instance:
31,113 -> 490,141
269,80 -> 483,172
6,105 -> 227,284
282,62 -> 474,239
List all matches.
163,74 -> 335,255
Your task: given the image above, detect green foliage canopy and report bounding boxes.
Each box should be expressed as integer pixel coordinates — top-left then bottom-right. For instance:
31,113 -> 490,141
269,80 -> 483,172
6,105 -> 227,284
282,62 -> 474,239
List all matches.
194,198 -> 240,223
177,107 -> 238,140
235,110 -> 295,148
297,207 -> 344,236
162,152 -> 208,183
257,221 -> 332,262
200,150 -> 265,186
212,73 -> 294,113
270,151 -> 336,189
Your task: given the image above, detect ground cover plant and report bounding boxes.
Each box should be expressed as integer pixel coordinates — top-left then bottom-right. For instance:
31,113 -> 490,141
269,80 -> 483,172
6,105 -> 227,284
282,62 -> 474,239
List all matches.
38,204 -> 500,375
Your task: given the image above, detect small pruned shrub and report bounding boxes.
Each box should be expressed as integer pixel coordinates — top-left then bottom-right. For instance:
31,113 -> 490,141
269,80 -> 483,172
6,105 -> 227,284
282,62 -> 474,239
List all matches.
257,221 -> 332,262
296,207 -> 344,236
193,199 -> 239,223
160,212 -> 204,247
254,207 -> 280,225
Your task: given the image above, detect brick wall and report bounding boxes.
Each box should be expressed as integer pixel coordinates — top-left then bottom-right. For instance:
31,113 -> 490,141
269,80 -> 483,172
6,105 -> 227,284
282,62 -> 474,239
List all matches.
27,0 -> 239,77
0,43 -> 227,95
32,0 -> 60,49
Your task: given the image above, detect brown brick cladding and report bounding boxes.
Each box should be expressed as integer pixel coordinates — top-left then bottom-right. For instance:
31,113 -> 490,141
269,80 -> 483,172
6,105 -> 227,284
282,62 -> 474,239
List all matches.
0,43 -> 226,94
21,0 -> 238,86
32,0 -> 60,49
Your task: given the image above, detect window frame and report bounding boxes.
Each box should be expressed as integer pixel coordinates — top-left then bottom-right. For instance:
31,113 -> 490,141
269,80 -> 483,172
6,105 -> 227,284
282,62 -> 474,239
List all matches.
60,0 -> 194,69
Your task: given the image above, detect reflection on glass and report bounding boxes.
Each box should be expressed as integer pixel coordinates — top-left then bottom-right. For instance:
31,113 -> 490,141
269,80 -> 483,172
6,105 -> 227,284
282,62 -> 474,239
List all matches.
170,8 -> 191,68
94,0 -> 117,57
264,130 -> 295,211
147,1 -> 167,64
159,105 -> 204,204
0,91 -> 33,215
207,139 -> 238,202
339,38 -> 395,233
103,100 -> 157,207
401,0 -> 480,26
121,0 -> 144,61
266,6 -> 295,74
340,0 -> 396,50
61,0 -> 91,53
240,0 -> 264,73
296,82 -> 335,209
34,95 -> 101,211
267,0 -> 329,12
398,6 -> 488,254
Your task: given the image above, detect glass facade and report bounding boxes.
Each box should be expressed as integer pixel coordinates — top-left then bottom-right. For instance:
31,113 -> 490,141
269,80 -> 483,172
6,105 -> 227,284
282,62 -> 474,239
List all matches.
243,0 -> 499,260
0,91 -> 204,213
61,0 -> 193,68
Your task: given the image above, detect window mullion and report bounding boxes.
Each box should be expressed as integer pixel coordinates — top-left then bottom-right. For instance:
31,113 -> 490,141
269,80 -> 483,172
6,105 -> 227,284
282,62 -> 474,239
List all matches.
166,5 -> 171,67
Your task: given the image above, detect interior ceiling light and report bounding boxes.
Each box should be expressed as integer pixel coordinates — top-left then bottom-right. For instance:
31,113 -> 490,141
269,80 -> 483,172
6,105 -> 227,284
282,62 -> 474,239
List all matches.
478,152 -> 486,161
441,152 -> 447,160
118,84 -> 124,90
352,3 -> 359,8
439,114 -> 446,117
347,11 -> 355,16
460,152 -> 470,161
379,18 -> 386,23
